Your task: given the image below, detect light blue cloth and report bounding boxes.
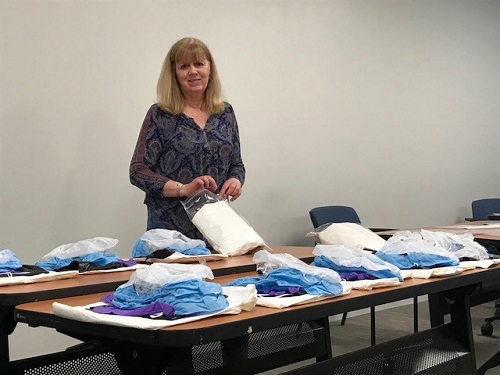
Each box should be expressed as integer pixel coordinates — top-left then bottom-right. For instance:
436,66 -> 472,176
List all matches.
0,249 -> 23,273
111,279 -> 228,317
375,251 -> 458,269
35,252 -> 122,271
132,239 -> 210,257
312,255 -> 403,281
226,267 -> 344,296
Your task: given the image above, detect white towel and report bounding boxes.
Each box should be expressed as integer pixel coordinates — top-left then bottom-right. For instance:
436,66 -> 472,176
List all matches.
52,285 -> 257,330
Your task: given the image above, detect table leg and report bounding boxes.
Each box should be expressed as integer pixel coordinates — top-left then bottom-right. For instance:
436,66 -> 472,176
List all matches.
109,342 -> 173,375
0,306 -> 16,369
428,292 -> 448,327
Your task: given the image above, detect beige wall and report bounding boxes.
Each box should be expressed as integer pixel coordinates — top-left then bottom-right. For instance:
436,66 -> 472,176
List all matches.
1,0 -> 499,359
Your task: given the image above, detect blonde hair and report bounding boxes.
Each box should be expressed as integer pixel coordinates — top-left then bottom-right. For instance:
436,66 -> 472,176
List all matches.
156,37 -> 225,115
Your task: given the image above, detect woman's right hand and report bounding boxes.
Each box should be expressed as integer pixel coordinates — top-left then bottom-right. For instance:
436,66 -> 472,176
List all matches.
182,175 -> 217,197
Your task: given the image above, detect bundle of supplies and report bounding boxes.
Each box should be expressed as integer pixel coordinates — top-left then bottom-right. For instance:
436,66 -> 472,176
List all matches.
307,222 -> 386,251
312,244 -> 402,281
182,189 -> 266,256
0,249 -> 23,274
52,263 -> 257,329
1,249 -> 79,286
419,229 -> 489,261
36,237 -> 136,272
376,231 -> 460,269
226,249 -> 344,297
95,263 -> 228,318
132,229 -> 210,258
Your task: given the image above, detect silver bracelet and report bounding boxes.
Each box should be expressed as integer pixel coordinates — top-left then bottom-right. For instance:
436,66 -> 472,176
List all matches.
176,182 -> 184,198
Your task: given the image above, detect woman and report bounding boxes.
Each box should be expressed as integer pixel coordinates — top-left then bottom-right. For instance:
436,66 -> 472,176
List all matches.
130,37 -> 245,241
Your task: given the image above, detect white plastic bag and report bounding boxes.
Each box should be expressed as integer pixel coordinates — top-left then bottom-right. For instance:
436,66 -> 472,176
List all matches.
306,222 -> 386,251
182,189 -> 266,256
42,237 -> 118,259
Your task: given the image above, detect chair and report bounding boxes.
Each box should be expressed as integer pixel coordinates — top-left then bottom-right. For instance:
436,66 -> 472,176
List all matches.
309,205 -> 415,346
472,199 -> 500,338
309,206 -> 361,229
309,206 -> 377,345
472,198 -> 500,221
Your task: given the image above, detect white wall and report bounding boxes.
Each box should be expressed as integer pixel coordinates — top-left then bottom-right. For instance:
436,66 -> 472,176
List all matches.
1,0 -> 499,360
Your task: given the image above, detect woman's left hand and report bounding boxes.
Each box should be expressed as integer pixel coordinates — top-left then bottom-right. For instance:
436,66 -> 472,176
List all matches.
219,178 -> 242,201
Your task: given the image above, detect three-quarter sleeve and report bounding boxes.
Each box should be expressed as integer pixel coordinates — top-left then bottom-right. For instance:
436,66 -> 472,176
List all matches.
227,105 -> 245,185
129,105 -> 169,197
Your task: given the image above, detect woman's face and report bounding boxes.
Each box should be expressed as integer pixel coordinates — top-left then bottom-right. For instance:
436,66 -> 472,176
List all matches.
175,53 -> 211,98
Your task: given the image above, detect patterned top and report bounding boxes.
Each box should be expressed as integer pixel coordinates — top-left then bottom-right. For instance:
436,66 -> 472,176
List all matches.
130,103 -> 245,240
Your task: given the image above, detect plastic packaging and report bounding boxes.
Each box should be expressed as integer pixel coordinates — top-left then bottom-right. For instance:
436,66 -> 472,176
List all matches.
182,189 -> 266,256
42,237 -> 118,259
117,262 -> 214,295
132,229 -> 208,257
306,222 -> 386,251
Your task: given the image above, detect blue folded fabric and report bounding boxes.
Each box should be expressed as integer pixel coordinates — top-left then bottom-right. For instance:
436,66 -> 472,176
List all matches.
35,252 -> 122,271
0,249 -> 23,273
226,267 -> 344,296
375,252 -> 459,269
312,255 -> 403,281
132,239 -> 210,257
111,279 -> 228,317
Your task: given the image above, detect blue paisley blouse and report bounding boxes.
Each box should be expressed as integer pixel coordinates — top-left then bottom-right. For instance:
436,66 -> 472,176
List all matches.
130,103 -> 245,241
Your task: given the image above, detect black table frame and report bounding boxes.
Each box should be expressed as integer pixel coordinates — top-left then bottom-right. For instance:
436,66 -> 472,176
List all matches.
15,266 -> 500,375
0,246 -> 315,374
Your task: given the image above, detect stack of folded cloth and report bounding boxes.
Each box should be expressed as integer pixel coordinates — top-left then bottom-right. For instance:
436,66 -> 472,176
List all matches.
36,237 -> 136,272
132,229 -> 211,259
92,263 -> 228,319
0,249 -> 48,277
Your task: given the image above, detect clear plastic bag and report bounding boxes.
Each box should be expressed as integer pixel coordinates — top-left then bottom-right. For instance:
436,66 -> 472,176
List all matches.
0,249 -> 23,270
420,229 -> 489,260
312,244 -> 402,279
252,249 -> 341,285
377,231 -> 460,268
138,229 -> 206,253
118,262 -> 214,295
182,189 -> 266,256
42,237 -> 118,259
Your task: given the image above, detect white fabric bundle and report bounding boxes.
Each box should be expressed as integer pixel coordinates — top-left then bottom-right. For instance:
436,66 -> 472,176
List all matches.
192,200 -> 265,256
309,223 -> 386,251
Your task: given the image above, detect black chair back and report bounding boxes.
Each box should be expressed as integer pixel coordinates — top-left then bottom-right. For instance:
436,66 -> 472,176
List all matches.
309,205 -> 361,228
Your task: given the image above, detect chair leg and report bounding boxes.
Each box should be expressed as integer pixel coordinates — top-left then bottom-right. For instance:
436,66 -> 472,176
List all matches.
370,306 -> 376,346
413,296 -> 418,333
341,312 -> 347,325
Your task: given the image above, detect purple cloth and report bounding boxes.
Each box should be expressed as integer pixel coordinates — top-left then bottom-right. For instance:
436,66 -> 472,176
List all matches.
122,258 -> 138,267
259,286 -> 302,296
93,292 -> 174,318
338,271 -> 377,281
